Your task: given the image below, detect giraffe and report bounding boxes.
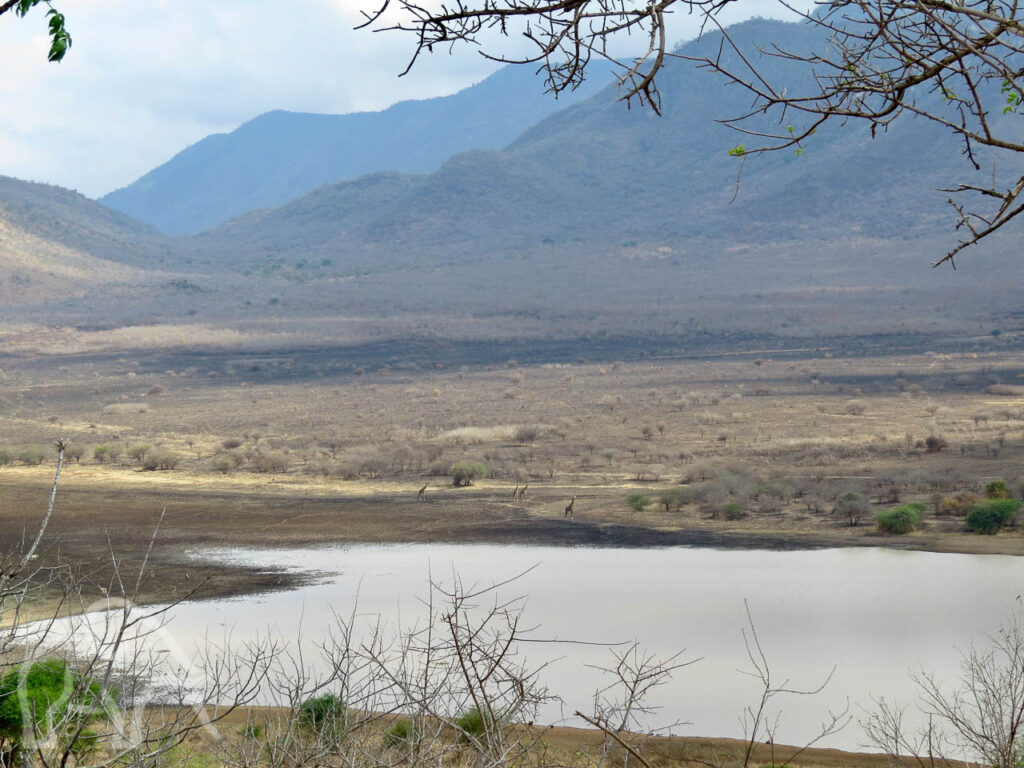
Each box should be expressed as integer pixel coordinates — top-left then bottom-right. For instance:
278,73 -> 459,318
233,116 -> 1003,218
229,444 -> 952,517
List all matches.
564,495 -> 576,519
511,482 -> 519,502
417,483 -> 428,502
517,482 -> 528,502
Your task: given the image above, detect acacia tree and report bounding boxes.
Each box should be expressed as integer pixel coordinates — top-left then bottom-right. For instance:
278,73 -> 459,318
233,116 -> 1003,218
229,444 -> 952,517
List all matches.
363,0 -> 1024,263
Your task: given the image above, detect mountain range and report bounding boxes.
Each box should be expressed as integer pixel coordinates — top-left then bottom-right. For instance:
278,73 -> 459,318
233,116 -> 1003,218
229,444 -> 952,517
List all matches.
100,63 -> 616,236
3,17 -> 1022,349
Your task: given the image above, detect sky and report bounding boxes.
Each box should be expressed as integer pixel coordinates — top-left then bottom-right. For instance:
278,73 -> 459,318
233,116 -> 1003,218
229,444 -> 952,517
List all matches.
0,0 -> 809,200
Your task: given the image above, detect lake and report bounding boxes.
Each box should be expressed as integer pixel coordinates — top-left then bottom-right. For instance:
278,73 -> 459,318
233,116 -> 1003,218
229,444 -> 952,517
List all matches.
138,543 -> 1024,752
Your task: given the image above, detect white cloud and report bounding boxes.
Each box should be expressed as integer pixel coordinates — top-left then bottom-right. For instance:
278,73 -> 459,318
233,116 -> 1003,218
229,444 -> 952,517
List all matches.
0,0 -> 812,199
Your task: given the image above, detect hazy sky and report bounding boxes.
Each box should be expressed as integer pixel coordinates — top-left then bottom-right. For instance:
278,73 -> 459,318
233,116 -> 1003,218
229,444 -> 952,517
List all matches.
0,0 -> 808,200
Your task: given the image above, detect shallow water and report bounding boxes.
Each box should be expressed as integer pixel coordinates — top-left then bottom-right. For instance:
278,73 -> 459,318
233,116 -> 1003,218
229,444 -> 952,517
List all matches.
146,543 -> 1024,751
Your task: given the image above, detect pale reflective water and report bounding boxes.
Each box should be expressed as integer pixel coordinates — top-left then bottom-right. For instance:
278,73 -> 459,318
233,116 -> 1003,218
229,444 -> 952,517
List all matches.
155,544 -> 1024,751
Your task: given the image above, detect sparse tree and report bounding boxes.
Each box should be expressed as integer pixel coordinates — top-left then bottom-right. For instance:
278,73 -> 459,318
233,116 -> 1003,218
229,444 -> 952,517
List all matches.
865,616 -> 1024,768
835,491 -> 872,527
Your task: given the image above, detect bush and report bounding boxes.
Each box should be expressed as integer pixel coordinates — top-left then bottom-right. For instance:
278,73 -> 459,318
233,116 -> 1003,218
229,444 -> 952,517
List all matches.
985,480 -> 1012,499
722,501 -> 744,519
451,461 -> 487,487
93,445 -> 109,463
383,718 -> 417,748
18,447 -> 46,466
253,451 -> 289,473
454,707 -> 489,743
937,491 -> 981,517
299,694 -> 346,733
924,435 -> 948,453
659,487 -> 689,512
142,449 -> 182,471
222,438 -> 244,450
0,659 -> 102,758
835,491 -> 872,527
212,455 -> 234,474
0,448 -> 11,466
966,499 -> 1022,534
875,503 -> 925,534
128,444 -> 151,463
626,493 -> 652,512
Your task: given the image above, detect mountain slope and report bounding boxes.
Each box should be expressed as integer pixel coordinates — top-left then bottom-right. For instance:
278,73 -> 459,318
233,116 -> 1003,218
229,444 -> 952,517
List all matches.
0,176 -> 172,270
100,64 -> 616,236
182,17 -> 992,278
0,177 -> 159,304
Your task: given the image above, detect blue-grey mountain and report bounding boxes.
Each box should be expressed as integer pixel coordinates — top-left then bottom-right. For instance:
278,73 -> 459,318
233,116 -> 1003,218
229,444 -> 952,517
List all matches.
99,64 -> 615,236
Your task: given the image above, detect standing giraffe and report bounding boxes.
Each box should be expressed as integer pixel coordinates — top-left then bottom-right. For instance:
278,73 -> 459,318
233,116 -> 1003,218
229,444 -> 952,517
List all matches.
517,483 -> 529,502
511,482 -> 519,502
417,483 -> 428,502
564,495 -> 576,519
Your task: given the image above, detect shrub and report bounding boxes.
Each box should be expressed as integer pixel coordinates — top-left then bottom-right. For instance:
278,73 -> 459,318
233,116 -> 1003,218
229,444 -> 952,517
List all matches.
454,707 -> 489,743
626,493 -> 652,512
937,492 -> 981,517
835,491 -> 872,527
451,461 -> 487,487
212,455 -> 234,474
924,435 -> 948,453
299,694 -> 346,733
876,503 -> 925,534
966,499 -> 1022,534
985,480 -> 1012,499
383,719 -> 417,748
18,447 -> 45,465
128,444 -> 151,463
0,659 -> 102,759
722,501 -> 744,519
512,426 -> 539,445
659,487 -> 689,512
93,445 -> 109,463
0,448 -> 11,466
222,438 -> 244,450
253,451 -> 289,473
142,449 -> 182,471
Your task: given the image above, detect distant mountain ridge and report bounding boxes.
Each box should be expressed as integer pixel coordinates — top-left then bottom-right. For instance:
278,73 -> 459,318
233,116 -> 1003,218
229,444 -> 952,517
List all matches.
181,17 -> 983,276
99,64 -> 616,236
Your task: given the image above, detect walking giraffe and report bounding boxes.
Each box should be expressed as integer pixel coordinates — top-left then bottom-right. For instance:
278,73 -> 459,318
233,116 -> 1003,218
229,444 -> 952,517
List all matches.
417,483 -> 428,502
564,495 -> 576,519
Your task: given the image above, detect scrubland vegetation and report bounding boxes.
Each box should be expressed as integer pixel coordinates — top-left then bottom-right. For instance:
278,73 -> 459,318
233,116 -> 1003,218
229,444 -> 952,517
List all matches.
3,344 -> 1024,554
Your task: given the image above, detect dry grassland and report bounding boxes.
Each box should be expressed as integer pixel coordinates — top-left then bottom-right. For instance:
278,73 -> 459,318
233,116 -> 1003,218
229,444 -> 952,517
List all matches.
2,345 -> 1024,567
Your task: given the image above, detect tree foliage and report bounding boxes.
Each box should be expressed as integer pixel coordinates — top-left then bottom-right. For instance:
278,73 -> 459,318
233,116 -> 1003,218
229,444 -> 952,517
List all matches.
3,0 -> 71,61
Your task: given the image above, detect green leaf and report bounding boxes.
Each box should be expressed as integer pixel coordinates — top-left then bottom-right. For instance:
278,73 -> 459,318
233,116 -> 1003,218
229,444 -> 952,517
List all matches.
727,145 -> 747,157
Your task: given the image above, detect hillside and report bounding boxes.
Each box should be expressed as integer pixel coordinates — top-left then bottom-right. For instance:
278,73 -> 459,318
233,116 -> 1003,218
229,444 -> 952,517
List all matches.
0,178 -> 156,305
0,176 -> 172,271
181,17 -> 1000,281
99,64 -> 616,236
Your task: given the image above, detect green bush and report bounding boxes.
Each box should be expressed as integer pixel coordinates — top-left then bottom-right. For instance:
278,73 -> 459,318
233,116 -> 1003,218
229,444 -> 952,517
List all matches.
383,718 -> 417,748
985,479 -> 1012,499
722,501 -> 744,519
451,461 -> 487,487
0,659 -> 102,759
875,503 -> 924,534
626,493 -> 652,512
455,707 -> 489,743
299,694 -> 346,733
966,499 -> 1022,534
0,448 -> 12,466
